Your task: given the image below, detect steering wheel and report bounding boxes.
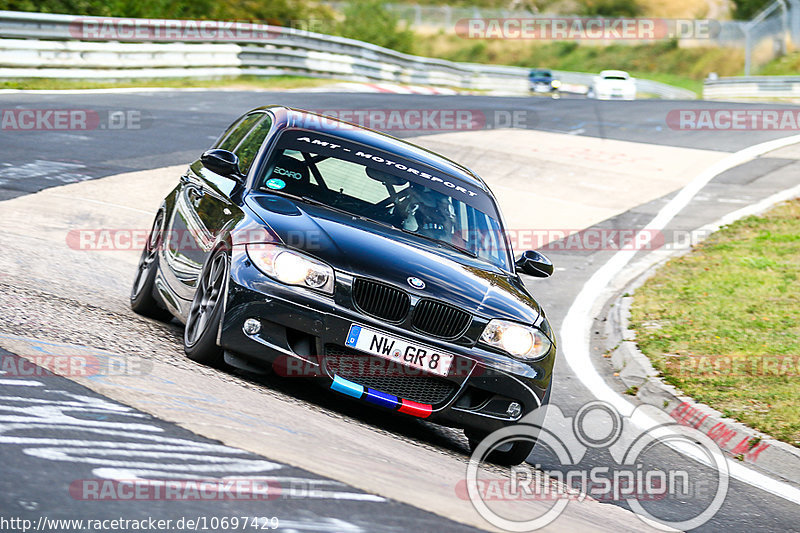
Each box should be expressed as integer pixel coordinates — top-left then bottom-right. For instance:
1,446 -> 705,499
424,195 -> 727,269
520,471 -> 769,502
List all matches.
362,197 -> 395,219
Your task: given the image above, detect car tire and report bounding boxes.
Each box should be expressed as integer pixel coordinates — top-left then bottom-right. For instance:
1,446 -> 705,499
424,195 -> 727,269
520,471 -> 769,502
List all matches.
465,429 -> 535,466
130,211 -> 173,321
184,247 -> 229,367
465,384 -> 552,466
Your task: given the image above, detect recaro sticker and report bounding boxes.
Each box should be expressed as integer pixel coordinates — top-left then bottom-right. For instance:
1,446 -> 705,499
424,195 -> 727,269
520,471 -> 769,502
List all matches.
273,167 -> 303,180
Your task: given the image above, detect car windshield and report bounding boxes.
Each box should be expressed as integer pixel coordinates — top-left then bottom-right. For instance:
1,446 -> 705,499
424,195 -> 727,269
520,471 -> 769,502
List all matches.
256,129 -> 511,271
604,75 -> 628,80
530,70 -> 551,78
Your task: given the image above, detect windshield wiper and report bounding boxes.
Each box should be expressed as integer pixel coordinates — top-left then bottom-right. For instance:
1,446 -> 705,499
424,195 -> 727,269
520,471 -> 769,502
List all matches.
298,195 -> 356,218
398,227 -> 478,258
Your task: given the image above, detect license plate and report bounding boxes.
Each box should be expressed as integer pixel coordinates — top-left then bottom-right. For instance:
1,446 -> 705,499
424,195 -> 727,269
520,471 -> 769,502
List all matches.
344,324 -> 454,377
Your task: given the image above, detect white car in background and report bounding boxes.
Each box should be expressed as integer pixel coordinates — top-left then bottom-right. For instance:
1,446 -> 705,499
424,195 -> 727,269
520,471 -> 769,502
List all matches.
590,70 -> 636,100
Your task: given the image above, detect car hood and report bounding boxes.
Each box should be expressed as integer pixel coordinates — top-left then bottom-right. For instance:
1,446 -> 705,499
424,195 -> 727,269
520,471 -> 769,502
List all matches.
245,193 -> 540,323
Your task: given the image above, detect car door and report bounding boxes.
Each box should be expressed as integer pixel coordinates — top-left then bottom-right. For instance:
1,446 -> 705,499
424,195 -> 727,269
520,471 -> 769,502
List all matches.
162,112 -> 270,302
189,112 -> 275,279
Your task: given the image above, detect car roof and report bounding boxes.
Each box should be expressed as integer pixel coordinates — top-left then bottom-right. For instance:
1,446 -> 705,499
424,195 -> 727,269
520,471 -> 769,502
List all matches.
600,70 -> 630,78
253,105 -> 490,193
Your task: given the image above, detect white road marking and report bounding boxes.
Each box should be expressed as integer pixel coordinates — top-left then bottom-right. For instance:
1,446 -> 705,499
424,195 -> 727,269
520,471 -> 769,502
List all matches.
560,133 -> 800,505
0,379 -> 43,386
0,384 -> 386,505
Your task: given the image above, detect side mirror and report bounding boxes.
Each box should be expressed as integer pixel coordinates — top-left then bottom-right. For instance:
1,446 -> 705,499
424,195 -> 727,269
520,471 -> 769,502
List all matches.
515,250 -> 554,278
201,149 -> 243,180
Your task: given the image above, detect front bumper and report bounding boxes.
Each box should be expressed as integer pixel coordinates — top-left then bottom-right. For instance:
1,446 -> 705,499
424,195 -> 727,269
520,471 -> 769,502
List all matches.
219,248 -> 555,434
530,82 -> 556,93
595,89 -> 636,100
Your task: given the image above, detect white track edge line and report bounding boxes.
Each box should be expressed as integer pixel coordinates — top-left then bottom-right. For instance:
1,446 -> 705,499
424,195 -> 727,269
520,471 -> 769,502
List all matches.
560,133 -> 800,505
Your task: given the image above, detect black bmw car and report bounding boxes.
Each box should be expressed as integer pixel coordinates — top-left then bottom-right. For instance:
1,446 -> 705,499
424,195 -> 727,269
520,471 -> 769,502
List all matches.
131,105 -> 556,465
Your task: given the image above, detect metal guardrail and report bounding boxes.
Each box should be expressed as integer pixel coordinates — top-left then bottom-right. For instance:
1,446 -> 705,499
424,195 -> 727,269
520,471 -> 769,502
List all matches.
704,76 -> 800,99
0,10 -> 694,98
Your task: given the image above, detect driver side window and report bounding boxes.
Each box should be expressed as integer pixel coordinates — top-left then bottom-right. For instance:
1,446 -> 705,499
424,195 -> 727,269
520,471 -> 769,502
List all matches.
234,116 -> 273,175
216,113 -> 262,152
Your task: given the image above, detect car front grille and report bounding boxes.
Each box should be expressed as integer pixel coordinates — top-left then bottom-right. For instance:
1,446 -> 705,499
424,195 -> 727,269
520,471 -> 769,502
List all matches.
412,299 -> 472,339
324,345 -> 458,405
351,278 -> 409,323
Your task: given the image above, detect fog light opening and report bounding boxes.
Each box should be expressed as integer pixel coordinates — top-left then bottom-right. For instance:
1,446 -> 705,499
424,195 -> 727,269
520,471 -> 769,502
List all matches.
243,318 -> 261,335
507,402 -> 522,418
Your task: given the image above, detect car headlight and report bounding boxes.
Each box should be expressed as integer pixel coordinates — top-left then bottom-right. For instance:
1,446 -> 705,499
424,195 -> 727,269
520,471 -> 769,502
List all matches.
246,244 -> 334,294
480,319 -> 552,360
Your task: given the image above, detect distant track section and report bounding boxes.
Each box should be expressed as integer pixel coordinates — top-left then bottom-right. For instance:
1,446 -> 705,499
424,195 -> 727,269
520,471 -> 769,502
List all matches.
0,10 -> 693,98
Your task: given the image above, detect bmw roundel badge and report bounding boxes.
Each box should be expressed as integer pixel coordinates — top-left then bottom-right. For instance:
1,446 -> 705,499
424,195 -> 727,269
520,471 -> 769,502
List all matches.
407,277 -> 425,290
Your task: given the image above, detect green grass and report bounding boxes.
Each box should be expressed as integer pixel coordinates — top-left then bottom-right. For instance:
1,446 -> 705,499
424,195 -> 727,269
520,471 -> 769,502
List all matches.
625,71 -> 703,95
759,51 -> 800,76
416,35 -> 744,87
630,199 -> 800,447
0,75 -> 339,91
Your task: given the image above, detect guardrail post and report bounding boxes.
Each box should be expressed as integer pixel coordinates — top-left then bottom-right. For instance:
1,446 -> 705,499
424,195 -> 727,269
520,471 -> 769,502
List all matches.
789,0 -> 800,44
745,26 -> 752,75
780,0 -> 790,53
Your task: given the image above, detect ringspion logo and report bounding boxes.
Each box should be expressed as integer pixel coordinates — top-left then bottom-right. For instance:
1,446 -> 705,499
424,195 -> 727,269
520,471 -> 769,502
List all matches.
462,401 -> 729,530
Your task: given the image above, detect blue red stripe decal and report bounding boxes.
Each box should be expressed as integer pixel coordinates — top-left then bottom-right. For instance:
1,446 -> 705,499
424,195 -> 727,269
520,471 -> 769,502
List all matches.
330,375 -> 433,418
331,375 -> 364,398
364,388 -> 400,409
398,399 -> 432,418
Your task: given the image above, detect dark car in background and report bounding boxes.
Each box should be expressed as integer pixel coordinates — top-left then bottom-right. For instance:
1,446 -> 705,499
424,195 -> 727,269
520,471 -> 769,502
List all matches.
131,105 -> 556,465
529,69 -> 561,97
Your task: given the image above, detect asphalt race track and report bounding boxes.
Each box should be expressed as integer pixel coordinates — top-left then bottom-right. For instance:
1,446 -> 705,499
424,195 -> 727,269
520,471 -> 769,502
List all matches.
1,89 -> 800,532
